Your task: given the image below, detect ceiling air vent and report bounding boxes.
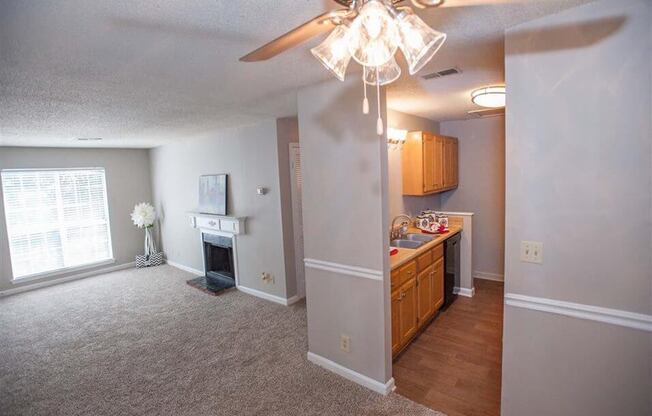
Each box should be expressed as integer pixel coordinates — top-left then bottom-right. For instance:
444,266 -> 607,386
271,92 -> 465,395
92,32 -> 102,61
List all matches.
421,66 -> 462,80
467,108 -> 505,119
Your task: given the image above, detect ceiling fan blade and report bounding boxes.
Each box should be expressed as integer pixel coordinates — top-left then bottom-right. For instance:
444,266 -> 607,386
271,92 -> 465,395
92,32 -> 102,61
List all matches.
411,0 -> 519,7
240,9 -> 353,62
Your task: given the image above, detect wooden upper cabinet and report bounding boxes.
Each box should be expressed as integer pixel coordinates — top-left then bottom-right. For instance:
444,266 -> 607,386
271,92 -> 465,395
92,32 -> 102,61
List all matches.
402,131 -> 457,196
443,136 -> 459,189
422,134 -> 436,193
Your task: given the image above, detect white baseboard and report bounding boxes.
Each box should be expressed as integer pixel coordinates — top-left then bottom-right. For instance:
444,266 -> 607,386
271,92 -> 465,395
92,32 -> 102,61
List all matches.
165,260 -> 300,307
165,259 -> 203,276
505,293 -> 652,332
473,271 -> 504,282
286,294 -> 304,305
0,262 -> 136,298
236,285 -> 297,306
454,286 -> 476,297
307,352 -> 395,395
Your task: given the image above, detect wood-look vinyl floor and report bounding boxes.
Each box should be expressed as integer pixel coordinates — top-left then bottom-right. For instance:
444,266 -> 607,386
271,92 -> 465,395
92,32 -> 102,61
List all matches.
394,279 -> 504,416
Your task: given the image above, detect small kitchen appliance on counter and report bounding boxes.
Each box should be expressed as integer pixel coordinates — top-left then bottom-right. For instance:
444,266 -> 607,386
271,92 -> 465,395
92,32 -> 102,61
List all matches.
416,210 -> 449,234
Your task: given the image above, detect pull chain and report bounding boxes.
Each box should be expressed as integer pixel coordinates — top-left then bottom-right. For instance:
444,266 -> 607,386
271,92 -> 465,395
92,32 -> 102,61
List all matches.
362,67 -> 369,114
376,66 -> 383,136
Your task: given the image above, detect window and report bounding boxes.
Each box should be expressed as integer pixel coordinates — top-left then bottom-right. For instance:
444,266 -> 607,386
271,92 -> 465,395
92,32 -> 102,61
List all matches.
1,168 -> 113,280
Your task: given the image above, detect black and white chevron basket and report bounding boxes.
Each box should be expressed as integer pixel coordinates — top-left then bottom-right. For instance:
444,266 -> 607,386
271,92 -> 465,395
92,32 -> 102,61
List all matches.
135,252 -> 164,268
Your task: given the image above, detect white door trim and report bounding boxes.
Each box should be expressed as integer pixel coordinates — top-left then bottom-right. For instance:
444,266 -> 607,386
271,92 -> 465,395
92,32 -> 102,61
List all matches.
289,143 -> 306,298
505,293 -> 652,332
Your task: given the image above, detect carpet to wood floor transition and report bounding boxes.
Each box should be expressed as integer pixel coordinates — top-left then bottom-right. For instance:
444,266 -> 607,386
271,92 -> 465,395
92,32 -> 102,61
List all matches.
0,265 -> 445,416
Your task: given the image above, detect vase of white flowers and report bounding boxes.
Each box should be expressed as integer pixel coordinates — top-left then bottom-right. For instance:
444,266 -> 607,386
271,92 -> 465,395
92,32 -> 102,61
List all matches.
131,202 -> 163,268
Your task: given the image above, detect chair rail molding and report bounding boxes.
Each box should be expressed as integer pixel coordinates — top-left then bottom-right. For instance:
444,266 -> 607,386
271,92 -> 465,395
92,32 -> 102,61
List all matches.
505,293 -> 652,332
303,258 -> 383,281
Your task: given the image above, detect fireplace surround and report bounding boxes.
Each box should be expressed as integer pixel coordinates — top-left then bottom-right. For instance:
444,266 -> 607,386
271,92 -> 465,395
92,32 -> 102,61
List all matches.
202,233 -> 235,290
187,212 -> 246,295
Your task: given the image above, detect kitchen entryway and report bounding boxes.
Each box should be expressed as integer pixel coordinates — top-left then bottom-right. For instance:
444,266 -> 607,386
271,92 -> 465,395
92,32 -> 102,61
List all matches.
393,279 -> 504,416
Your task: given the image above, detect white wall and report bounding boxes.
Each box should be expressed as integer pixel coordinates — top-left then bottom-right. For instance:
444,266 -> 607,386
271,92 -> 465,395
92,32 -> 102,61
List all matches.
0,147 -> 152,291
298,77 -> 392,387
440,116 -> 505,279
387,109 -> 440,219
502,1 -> 651,414
149,120 -> 295,300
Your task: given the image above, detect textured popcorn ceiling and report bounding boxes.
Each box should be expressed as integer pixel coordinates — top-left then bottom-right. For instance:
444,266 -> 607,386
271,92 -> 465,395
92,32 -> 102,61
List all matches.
0,0 -> 593,148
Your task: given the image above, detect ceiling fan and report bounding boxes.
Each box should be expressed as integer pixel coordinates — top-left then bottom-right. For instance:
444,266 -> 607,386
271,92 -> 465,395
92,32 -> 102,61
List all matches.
240,0 -> 513,134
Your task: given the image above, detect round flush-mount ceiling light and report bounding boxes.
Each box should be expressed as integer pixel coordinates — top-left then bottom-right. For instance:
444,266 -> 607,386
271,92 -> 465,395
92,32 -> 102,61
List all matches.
471,86 -> 506,108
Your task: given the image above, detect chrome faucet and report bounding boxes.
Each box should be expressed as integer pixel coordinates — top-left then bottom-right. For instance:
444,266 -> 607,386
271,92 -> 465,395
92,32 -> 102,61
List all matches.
390,214 -> 412,241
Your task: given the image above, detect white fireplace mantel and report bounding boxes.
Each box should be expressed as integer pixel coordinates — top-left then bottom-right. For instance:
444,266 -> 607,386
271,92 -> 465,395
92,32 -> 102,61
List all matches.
187,212 -> 246,235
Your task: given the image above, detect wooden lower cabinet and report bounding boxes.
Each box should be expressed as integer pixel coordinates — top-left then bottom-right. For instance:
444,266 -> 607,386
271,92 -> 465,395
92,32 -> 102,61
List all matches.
392,243 -> 446,359
398,278 -> 418,345
432,257 -> 444,310
391,289 -> 402,356
416,264 -> 434,325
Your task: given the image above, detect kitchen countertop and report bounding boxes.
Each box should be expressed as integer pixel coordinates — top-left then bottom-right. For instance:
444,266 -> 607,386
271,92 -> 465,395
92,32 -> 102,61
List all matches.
390,226 -> 462,270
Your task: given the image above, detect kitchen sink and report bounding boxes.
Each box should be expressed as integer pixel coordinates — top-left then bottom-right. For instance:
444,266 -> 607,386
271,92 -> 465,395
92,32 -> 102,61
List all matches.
405,233 -> 434,242
390,239 -> 424,249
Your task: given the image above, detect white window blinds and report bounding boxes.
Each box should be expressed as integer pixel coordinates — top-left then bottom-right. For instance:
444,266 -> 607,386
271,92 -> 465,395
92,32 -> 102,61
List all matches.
1,168 -> 113,279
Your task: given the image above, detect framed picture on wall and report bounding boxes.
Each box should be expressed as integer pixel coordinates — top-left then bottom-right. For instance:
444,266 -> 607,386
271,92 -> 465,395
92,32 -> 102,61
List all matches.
198,174 -> 227,216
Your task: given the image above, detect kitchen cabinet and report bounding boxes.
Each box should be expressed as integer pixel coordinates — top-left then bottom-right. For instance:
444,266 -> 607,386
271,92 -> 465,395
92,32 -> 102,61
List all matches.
391,242 -> 447,359
417,264 -> 434,325
398,278 -> 418,346
391,289 -> 402,356
402,131 -> 457,196
432,256 -> 444,311
443,136 -> 458,189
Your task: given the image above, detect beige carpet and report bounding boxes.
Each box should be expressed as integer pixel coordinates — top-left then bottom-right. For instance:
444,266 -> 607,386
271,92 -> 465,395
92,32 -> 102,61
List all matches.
0,265 -> 444,416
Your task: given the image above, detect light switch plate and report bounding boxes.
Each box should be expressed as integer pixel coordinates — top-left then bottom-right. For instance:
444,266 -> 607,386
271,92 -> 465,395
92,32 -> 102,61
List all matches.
521,241 -> 543,264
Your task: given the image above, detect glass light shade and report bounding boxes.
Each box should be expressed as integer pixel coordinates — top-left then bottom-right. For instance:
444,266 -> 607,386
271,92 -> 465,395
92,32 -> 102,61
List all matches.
471,86 -> 506,108
397,11 -> 446,75
348,0 -> 400,67
310,24 -> 352,81
363,57 -> 401,86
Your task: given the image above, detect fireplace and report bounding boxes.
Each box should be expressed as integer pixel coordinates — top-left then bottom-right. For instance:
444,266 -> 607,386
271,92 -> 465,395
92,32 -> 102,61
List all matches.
199,233 -> 235,292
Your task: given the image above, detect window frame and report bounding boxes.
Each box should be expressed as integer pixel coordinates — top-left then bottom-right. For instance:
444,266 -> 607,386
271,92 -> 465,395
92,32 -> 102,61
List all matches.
1,167 -> 115,282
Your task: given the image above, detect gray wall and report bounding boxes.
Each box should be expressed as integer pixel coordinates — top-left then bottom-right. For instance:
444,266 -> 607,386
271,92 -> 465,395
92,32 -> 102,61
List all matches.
298,77 -> 392,384
440,116 -> 505,279
387,109 -> 441,219
0,147 -> 152,291
149,120 -> 293,299
502,0 -> 651,415
276,117 -> 300,298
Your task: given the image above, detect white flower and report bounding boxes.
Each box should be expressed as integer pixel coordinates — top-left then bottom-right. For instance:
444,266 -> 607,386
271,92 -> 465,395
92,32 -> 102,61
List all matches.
131,202 -> 156,228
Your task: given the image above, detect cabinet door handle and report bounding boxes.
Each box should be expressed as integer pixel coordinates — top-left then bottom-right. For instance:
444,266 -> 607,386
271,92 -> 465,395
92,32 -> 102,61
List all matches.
208,220 -> 217,226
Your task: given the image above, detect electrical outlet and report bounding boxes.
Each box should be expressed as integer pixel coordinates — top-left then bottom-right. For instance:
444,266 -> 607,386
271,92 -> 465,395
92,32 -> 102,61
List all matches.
261,272 -> 274,284
340,334 -> 351,353
521,241 -> 543,264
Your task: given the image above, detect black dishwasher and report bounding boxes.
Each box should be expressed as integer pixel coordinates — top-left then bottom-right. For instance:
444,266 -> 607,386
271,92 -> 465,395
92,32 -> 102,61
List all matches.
443,233 -> 461,309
